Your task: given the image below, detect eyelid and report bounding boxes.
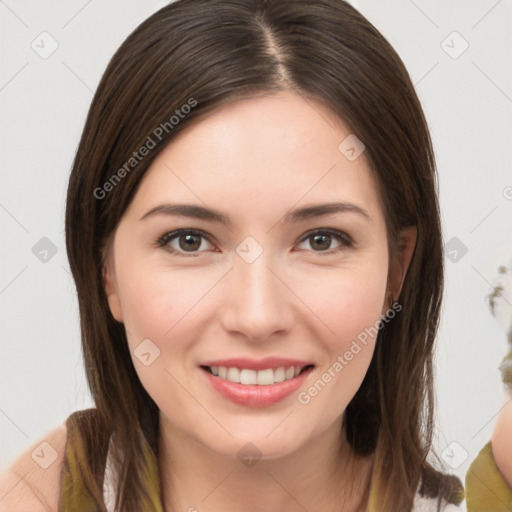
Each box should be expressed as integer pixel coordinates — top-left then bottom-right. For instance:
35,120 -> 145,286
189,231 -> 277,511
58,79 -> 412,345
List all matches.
156,228 -> 218,255
296,228 -> 354,253
156,227 -> 354,256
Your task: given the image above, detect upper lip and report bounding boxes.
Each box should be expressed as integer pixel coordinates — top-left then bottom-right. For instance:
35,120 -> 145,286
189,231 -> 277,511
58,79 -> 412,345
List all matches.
200,357 -> 314,371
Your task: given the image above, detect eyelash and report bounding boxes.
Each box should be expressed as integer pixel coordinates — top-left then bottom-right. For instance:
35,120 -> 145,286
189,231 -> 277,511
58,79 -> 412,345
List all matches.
155,228 -> 354,257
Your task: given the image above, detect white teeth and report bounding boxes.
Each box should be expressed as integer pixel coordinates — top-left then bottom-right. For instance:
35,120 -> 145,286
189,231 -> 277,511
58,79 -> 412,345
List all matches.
256,368 -> 274,385
240,369 -> 257,385
227,367 -> 240,383
208,365 -> 309,385
274,367 -> 285,383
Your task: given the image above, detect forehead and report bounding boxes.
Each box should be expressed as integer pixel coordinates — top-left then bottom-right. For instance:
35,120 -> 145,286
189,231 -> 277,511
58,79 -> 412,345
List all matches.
125,90 -> 383,225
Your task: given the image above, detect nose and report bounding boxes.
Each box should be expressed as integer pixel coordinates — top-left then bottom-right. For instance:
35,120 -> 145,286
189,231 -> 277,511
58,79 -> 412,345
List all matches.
219,250 -> 294,342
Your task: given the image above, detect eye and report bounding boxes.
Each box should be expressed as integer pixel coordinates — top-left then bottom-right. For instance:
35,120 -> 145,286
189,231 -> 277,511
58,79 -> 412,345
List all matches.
156,228 -> 353,257
156,229 -> 216,256
296,229 -> 353,254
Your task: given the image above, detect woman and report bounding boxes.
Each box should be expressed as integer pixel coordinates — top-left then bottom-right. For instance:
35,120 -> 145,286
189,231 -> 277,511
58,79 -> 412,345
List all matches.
0,0 -> 472,510
465,261 -> 512,510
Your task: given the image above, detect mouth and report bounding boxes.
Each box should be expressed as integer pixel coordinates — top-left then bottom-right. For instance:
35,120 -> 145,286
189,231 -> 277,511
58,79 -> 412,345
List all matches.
199,362 -> 315,407
200,364 -> 315,385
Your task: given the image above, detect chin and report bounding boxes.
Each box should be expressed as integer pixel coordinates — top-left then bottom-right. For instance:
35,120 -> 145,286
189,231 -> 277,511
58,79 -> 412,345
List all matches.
205,427 -> 309,462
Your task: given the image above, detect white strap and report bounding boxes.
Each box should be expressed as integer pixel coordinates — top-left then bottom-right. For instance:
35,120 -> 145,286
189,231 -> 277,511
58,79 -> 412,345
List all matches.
102,436 -> 117,512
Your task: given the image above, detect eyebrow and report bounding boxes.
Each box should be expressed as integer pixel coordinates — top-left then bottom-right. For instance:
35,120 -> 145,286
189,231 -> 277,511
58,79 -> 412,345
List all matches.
139,201 -> 371,225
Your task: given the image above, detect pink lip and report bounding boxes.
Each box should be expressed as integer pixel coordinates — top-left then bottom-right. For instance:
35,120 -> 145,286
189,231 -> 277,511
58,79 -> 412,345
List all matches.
199,357 -> 313,371
200,366 -> 314,408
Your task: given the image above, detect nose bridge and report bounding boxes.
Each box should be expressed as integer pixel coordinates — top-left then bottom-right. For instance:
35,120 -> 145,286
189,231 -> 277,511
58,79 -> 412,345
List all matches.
222,242 -> 292,340
236,251 -> 276,304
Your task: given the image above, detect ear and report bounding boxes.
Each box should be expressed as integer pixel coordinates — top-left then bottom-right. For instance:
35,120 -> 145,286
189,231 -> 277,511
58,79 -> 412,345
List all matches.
386,226 -> 417,306
102,254 -> 124,323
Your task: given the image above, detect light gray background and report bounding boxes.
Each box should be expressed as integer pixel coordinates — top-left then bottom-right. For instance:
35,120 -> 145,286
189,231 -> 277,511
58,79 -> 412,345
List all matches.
1,0 -> 511,487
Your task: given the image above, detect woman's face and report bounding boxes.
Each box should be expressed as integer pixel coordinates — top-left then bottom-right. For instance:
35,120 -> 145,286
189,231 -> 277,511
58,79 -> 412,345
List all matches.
103,90 -> 414,459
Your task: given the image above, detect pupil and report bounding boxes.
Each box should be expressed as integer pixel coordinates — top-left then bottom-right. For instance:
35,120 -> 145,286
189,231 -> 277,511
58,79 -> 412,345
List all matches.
176,234 -> 332,252
180,234 -> 200,251
312,234 -> 330,251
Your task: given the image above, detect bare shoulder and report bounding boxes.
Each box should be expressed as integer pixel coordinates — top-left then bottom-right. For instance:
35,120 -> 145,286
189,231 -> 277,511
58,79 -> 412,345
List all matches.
0,421 -> 67,512
491,395 -> 512,487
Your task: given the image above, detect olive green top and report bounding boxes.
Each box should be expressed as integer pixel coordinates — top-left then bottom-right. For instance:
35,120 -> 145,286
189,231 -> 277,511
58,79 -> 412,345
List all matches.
58,408 -> 469,512
465,441 -> 512,512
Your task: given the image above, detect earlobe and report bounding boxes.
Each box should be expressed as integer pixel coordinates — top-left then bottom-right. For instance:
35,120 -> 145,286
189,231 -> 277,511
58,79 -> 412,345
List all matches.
102,259 -> 124,323
388,226 -> 417,303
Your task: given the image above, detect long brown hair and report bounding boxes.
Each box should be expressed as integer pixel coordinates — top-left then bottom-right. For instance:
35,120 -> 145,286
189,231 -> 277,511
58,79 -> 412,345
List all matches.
64,0 -> 464,510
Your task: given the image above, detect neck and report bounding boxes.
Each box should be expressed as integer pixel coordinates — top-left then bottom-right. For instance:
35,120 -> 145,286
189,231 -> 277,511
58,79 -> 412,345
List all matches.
158,413 -> 374,512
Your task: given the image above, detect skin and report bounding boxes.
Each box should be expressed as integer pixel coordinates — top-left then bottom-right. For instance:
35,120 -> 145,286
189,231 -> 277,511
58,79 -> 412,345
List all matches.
103,90 -> 416,512
0,423 -> 67,511
492,393 -> 512,487
490,272 -> 512,488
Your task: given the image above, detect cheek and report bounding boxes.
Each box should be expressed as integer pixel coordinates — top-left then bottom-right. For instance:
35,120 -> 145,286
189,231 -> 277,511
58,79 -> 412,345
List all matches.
297,257 -> 389,347
117,262 -> 217,351
292,255 -> 388,416
115,263 -> 210,409
120,276 -> 176,343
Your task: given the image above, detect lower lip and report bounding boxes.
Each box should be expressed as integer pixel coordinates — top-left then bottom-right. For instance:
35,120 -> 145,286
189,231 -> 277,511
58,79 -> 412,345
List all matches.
201,367 -> 314,408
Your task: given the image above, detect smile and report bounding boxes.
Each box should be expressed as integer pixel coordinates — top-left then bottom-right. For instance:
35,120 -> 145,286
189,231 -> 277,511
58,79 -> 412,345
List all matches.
199,358 -> 315,407
202,365 -> 313,385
